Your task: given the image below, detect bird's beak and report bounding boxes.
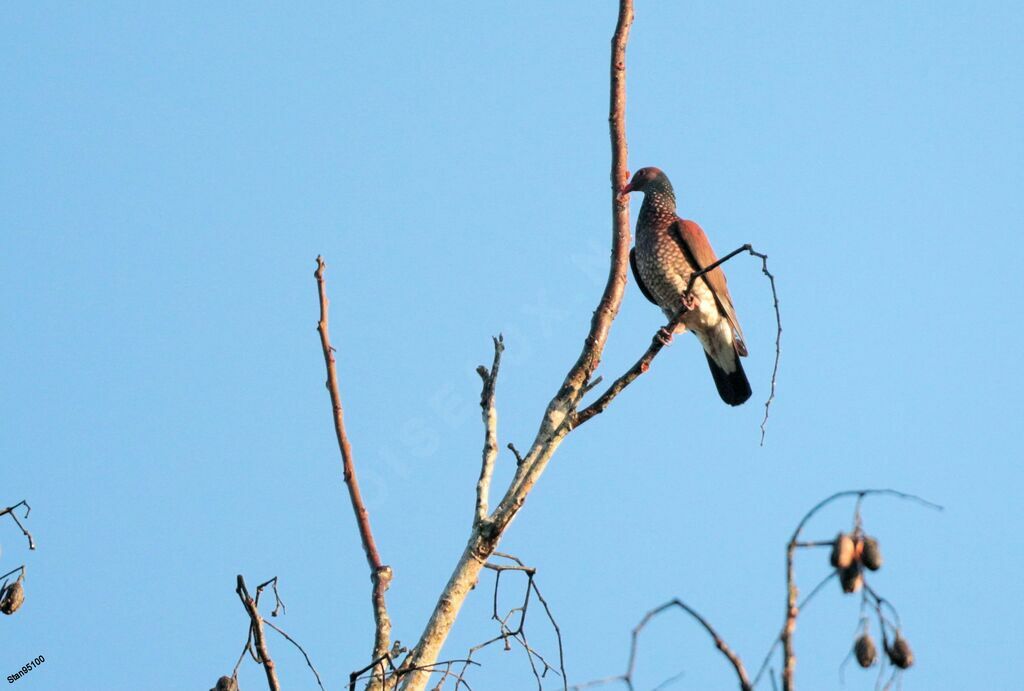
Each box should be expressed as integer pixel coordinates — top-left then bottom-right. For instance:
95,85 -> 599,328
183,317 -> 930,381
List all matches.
619,181 -> 634,196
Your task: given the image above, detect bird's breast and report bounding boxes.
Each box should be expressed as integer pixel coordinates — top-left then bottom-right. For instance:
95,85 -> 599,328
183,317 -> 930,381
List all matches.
635,224 -> 693,308
635,224 -> 722,334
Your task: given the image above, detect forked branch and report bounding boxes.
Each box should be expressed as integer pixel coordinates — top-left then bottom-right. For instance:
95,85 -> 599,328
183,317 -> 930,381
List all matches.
1,501 -> 35,550
236,575 -> 280,691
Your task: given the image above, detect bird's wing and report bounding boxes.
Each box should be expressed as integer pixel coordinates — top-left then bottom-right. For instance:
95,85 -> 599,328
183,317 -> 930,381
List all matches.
670,219 -> 748,356
630,247 -> 659,306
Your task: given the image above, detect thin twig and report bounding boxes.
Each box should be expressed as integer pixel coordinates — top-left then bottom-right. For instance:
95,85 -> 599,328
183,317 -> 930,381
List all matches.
255,576 -> 286,617
315,256 -> 393,684
0,565 -> 26,592
450,554 -> 566,691
233,627 -> 254,678
264,620 -> 327,691
507,443 -> 525,465
0,501 -> 35,550
572,599 -> 751,691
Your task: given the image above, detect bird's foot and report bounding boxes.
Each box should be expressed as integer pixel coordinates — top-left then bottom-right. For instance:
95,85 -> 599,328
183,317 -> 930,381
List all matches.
680,291 -> 701,312
656,326 -> 674,346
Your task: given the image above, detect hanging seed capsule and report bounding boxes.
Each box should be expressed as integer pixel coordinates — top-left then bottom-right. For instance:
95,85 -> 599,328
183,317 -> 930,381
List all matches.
887,635 -> 914,669
854,633 -> 877,667
0,581 -> 24,615
860,536 -> 883,570
211,676 -> 239,691
831,532 -> 856,569
839,563 -> 863,593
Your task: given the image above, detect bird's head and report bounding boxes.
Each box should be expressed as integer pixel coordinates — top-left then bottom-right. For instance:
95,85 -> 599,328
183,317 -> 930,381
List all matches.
620,166 -> 673,198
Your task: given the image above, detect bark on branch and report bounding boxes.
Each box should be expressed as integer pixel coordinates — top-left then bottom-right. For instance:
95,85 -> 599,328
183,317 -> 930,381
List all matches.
474,335 -> 504,525
315,257 -> 392,687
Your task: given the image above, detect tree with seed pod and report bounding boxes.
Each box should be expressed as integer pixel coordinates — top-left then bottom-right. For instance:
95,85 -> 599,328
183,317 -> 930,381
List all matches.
202,5 -> 940,691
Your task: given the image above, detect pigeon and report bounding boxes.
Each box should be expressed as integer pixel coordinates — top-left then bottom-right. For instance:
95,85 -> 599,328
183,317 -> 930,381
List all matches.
622,166 -> 751,406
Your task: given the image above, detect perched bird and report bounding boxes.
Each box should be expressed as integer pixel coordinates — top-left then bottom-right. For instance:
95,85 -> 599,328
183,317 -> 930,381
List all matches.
621,166 -> 752,406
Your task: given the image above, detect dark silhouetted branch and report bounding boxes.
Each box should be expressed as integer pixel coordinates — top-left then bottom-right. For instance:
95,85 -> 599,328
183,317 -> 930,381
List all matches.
571,599 -> 751,691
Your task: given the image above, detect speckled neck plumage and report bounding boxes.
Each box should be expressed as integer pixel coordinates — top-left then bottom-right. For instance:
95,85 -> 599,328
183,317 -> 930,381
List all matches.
638,185 -> 678,230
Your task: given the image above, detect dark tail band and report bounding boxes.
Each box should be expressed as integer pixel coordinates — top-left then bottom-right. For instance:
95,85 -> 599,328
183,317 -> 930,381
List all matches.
704,351 -> 752,406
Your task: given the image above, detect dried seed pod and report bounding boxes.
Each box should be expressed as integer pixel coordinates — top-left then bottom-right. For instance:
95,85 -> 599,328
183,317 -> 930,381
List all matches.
831,532 -> 856,569
860,536 -> 883,570
887,635 -> 914,669
839,563 -> 863,593
854,633 -> 877,667
0,581 -> 25,615
211,676 -> 239,691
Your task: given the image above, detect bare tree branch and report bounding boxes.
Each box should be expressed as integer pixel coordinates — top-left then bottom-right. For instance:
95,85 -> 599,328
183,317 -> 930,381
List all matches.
571,303 -> 689,429
236,575 -> 280,691
315,256 -> 393,686
475,336 -> 504,525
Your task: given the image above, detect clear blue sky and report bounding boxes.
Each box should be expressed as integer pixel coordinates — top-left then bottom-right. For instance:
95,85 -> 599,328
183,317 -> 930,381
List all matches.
2,2 -> 1021,689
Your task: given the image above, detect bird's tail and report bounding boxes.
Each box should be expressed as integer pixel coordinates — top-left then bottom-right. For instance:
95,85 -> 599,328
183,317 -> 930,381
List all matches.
704,350 -> 752,406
